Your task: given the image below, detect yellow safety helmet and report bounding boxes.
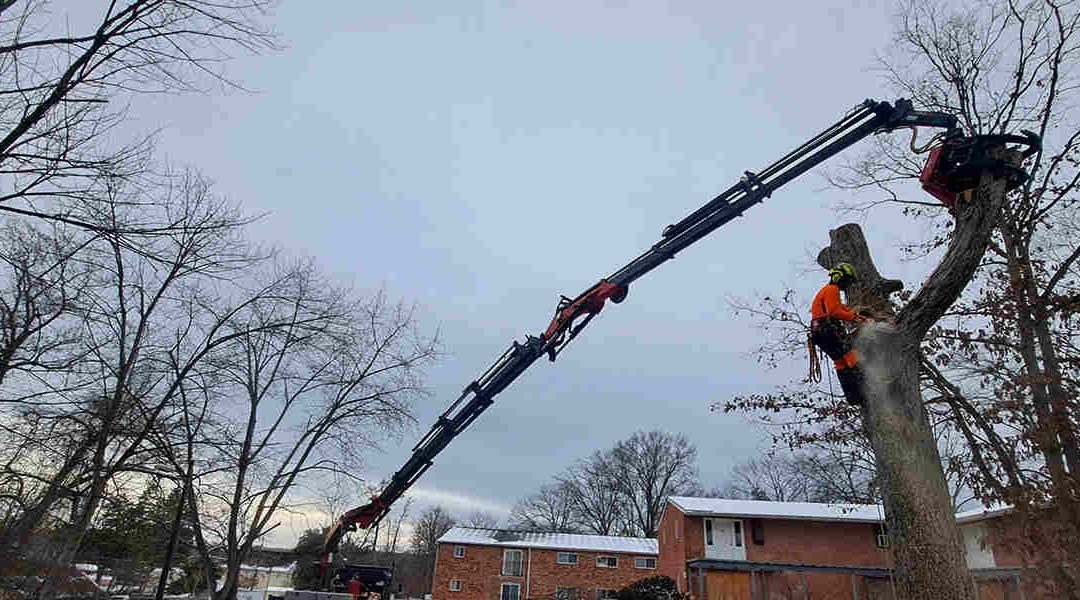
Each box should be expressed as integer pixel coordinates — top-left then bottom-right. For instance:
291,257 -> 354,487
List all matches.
829,262 -> 856,285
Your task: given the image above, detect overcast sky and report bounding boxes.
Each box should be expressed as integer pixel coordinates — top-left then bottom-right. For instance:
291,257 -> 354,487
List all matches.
119,1 -> 940,545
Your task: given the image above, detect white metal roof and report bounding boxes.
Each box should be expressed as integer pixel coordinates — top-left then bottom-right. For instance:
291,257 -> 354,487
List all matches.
667,496 -> 885,523
437,527 -> 658,555
669,497 -> 1015,525
237,561 -> 297,573
955,505 -> 1012,524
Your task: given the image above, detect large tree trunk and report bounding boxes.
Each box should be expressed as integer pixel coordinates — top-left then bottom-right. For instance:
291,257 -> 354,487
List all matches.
156,480 -> 189,600
816,145 -> 1021,599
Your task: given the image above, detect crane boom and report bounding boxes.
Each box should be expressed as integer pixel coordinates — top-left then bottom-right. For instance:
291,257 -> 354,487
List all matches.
321,98 -> 963,569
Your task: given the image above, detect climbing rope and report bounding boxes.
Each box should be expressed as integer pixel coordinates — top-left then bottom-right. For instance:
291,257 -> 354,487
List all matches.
806,334 -> 822,383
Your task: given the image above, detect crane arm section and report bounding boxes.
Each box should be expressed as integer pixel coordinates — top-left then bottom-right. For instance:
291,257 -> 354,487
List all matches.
321,98 -> 960,567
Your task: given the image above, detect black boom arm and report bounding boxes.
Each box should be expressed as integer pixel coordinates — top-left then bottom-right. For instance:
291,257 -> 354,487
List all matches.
321,98 -> 960,568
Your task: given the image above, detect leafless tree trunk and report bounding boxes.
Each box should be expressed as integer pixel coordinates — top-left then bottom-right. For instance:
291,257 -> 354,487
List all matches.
817,146 -> 1020,599
380,497 -> 414,555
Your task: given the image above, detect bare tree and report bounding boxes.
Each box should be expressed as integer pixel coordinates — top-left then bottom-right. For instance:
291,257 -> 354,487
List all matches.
829,0 -> 1080,506
610,431 -> 700,537
723,455 -> 809,502
198,270 -> 436,600
510,482 -> 578,533
559,451 -> 624,535
827,0 -> 1080,592
722,0 -> 1080,594
721,450 -> 876,504
0,222 -> 89,388
0,172 -> 290,600
0,171 -> 251,550
463,511 -> 500,529
410,506 -> 456,594
379,497 -> 414,555
0,1 -> 275,232
511,431 -> 700,537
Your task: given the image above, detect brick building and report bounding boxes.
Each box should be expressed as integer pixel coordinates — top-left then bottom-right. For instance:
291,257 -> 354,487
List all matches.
434,498 -> 1037,600
432,528 -> 658,600
660,497 -> 1027,600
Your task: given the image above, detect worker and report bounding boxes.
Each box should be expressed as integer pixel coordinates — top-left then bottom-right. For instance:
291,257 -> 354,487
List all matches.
810,262 -> 868,404
348,574 -> 364,600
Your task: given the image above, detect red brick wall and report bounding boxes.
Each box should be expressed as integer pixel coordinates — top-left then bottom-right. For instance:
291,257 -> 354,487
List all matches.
742,518 -> 891,567
983,514 -> 1061,600
658,508 -> 895,600
657,504 -> 685,592
432,543 -> 658,600
656,503 -> 704,594
684,516 -> 704,561
528,549 -> 657,599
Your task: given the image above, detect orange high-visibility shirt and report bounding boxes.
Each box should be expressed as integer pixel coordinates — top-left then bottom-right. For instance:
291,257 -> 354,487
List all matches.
811,283 -> 857,321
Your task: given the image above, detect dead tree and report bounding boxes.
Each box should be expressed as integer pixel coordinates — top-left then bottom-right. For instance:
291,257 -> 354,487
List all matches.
815,147 -> 1022,599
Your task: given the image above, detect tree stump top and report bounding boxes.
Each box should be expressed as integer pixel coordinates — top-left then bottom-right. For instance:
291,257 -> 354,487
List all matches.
816,223 -> 903,319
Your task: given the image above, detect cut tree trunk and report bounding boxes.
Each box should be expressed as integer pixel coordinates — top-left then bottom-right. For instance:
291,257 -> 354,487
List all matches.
815,145 -> 1021,599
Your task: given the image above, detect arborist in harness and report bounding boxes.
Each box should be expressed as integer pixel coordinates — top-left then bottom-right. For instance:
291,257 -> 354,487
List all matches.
809,263 -> 869,405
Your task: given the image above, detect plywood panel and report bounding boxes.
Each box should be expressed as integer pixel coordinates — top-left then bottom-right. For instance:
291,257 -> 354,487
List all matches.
705,571 -> 751,600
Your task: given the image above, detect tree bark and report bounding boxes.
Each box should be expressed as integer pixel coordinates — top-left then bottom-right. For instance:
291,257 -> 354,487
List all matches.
816,145 -> 1021,599
156,480 -> 189,600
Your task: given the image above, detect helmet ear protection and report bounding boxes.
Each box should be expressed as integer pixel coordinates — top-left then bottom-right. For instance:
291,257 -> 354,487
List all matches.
829,262 -> 856,284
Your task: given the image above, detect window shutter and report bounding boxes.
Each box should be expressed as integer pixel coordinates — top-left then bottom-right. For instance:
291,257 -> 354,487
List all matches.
750,519 -> 765,545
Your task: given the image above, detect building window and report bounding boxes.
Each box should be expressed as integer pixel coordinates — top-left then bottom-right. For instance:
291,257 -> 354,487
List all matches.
555,587 -> 577,600
556,551 -> 578,565
449,580 -> 462,592
501,583 -> 521,600
875,523 -> 890,548
453,545 -> 465,558
595,555 -> 618,568
596,589 -> 617,600
675,519 -> 680,539
502,549 -> 524,576
733,520 -> 743,548
634,557 -> 656,569
704,519 -> 713,545
750,519 -> 765,545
